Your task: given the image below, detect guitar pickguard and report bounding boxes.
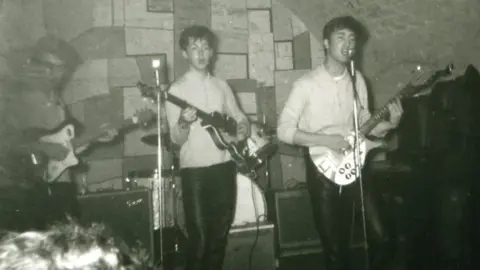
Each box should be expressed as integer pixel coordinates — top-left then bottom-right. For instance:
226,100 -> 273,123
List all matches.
309,135 -> 382,186
39,124 -> 79,182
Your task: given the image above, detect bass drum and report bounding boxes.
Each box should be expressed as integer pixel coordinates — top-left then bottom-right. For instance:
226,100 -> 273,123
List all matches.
175,173 -> 267,236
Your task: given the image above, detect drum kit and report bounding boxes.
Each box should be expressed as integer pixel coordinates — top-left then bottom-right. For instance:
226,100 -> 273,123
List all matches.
126,121 -> 277,236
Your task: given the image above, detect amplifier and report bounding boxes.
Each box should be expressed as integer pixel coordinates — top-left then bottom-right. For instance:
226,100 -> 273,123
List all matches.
223,223 -> 276,270
271,188 -> 367,257
272,188 -> 321,253
77,189 -> 154,258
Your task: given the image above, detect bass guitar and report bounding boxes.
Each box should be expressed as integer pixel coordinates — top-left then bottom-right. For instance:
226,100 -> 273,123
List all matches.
29,108 -> 155,183
137,81 -> 259,178
309,64 -> 454,186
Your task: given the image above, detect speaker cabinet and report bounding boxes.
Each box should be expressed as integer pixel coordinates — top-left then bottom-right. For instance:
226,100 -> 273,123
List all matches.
78,189 -> 154,257
273,188 -> 321,254
223,223 -> 276,270
271,188 -> 367,257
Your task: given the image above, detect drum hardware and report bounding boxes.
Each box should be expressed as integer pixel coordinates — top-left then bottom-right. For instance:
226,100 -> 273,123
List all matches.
145,59 -> 188,269
141,133 -> 170,147
150,59 -> 168,269
243,122 -> 277,171
125,171 -> 268,237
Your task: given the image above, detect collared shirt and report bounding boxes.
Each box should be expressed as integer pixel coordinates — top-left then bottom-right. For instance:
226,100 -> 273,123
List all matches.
165,71 -> 247,169
277,64 -> 371,144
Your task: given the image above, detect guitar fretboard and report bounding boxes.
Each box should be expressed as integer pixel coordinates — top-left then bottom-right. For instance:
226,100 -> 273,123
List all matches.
360,64 -> 453,136
71,117 -> 137,149
360,83 -> 415,135
164,93 -> 214,123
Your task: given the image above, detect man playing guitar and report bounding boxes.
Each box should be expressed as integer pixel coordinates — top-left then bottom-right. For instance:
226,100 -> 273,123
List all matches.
0,36 -> 118,231
277,16 -> 403,270
165,25 -> 250,270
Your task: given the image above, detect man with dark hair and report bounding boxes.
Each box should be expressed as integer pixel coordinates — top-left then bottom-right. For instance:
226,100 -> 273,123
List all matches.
277,16 -> 403,270
165,25 -> 250,270
0,36 -> 118,231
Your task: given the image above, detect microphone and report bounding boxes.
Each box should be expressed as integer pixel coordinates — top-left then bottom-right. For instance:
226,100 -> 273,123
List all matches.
348,48 -> 355,57
152,59 -> 161,87
347,49 -> 355,77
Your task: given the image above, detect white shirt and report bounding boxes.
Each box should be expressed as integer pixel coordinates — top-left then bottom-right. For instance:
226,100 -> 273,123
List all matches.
277,64 -> 371,144
165,71 -> 247,169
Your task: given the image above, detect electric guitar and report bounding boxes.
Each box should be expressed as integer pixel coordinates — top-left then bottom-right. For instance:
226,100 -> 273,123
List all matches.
136,81 -> 257,178
309,64 -> 454,186
29,108 -> 155,183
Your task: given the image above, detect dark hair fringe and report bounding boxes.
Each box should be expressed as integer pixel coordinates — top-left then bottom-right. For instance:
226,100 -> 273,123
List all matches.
179,25 -> 217,51
322,15 -> 365,42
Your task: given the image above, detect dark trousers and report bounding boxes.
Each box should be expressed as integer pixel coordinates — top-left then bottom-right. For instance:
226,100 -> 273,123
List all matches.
180,161 -> 237,270
305,156 -> 389,270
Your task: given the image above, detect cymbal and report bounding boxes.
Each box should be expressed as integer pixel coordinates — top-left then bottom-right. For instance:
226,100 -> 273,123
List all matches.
141,134 -> 160,146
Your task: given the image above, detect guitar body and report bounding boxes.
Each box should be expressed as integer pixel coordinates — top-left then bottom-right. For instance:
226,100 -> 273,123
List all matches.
39,123 -> 78,183
24,108 -> 155,183
309,134 -> 383,186
202,124 -> 255,177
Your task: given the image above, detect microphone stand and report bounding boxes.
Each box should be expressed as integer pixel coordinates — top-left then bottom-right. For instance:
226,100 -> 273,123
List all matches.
348,59 -> 370,270
153,61 -> 165,268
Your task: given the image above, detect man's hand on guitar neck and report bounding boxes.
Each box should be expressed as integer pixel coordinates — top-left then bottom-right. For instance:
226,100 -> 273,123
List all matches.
178,107 -> 197,129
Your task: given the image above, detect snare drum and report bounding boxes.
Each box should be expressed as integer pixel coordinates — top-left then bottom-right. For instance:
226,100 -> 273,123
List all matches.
175,173 -> 267,237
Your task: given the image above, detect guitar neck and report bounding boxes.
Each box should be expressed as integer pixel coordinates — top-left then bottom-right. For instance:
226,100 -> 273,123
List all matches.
137,81 -> 235,132
360,83 -> 417,135
164,92 -> 212,122
70,117 -> 137,149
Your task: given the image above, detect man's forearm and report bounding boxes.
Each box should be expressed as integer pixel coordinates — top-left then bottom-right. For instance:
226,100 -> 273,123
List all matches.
291,130 -> 334,148
171,121 -> 190,146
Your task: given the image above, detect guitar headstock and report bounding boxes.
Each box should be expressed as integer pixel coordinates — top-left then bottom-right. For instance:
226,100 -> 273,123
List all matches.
406,63 -> 454,96
132,108 -> 156,126
136,81 -> 165,103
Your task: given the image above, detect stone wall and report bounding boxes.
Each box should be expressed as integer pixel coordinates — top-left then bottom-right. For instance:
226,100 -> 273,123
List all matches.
278,0 -> 480,107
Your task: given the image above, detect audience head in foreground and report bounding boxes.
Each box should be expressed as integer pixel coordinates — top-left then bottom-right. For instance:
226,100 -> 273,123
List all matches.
0,221 -> 145,270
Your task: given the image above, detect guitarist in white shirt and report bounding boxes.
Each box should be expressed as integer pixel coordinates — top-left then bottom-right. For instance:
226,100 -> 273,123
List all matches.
0,37 -> 118,230
277,16 -> 403,270
165,25 -> 250,270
